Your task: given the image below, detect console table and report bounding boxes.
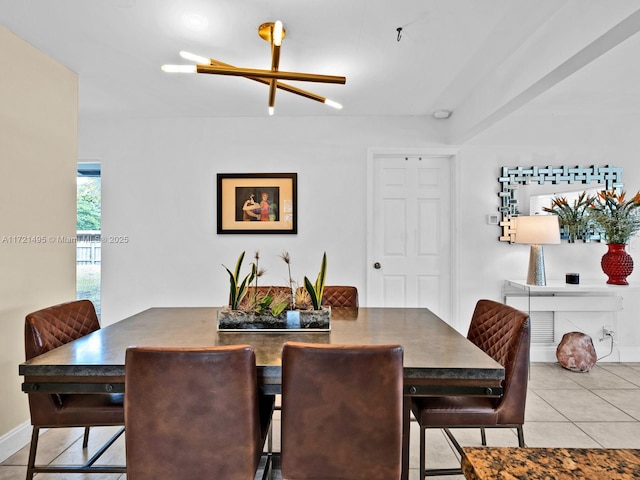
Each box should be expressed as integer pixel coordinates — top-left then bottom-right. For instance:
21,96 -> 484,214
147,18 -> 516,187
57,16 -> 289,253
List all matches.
503,280 -> 626,362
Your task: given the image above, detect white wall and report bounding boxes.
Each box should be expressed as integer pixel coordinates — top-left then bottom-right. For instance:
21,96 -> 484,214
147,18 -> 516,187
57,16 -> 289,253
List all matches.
78,116 -> 444,324
79,109 -> 640,362
460,109 -> 640,361
0,27 -> 77,443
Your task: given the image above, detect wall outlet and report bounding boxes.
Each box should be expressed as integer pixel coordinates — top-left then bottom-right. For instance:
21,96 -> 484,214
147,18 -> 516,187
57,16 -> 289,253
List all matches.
602,326 -> 614,338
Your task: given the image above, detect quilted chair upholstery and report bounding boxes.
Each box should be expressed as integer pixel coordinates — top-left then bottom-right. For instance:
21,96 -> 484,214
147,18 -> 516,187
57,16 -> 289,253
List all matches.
281,341 -> 403,480
411,299 -> 530,478
26,299 -> 101,360
235,285 -> 359,308
125,345 -> 274,480
24,300 -> 125,480
322,285 -> 359,307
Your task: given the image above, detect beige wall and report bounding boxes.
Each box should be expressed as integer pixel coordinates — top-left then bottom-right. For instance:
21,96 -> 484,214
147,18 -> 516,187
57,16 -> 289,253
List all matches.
0,27 -> 77,436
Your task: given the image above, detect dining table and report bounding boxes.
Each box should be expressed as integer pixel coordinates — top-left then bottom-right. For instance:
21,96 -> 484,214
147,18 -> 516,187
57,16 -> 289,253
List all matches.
19,306 -> 505,480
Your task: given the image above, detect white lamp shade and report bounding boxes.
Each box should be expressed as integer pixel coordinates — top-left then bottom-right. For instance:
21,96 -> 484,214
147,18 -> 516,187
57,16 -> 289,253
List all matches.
514,215 -> 561,245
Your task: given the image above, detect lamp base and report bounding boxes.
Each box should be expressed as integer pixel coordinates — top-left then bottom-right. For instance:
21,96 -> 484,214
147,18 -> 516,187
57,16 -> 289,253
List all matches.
526,244 -> 547,286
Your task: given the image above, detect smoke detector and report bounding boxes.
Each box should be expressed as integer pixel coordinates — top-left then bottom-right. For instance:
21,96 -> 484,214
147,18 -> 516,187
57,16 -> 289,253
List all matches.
432,109 -> 452,119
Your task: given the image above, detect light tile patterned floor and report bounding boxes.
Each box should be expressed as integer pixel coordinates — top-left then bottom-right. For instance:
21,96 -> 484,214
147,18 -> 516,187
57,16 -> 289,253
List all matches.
2,362 -> 639,479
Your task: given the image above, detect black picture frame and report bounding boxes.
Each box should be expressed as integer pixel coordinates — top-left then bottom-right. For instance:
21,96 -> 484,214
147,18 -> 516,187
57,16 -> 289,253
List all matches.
217,173 -> 297,234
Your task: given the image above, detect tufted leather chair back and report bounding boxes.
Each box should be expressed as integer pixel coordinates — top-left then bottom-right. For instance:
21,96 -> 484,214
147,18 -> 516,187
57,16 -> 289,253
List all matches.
281,341 -> 403,480
467,299 -> 530,424
236,285 -> 359,308
25,299 -> 100,360
125,345 -> 273,480
322,285 -> 359,307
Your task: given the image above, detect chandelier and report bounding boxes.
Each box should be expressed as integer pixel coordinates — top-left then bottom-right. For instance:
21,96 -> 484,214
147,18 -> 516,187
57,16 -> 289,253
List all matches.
162,20 -> 346,115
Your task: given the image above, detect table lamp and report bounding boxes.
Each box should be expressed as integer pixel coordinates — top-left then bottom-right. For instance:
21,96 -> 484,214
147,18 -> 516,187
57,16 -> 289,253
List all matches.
514,215 -> 561,286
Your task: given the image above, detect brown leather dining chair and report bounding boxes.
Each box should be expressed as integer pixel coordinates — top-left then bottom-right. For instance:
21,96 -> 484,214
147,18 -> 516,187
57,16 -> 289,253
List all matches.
411,299 -> 530,478
321,285 -> 359,307
281,341 -> 404,480
24,299 -> 125,480
125,345 -> 275,480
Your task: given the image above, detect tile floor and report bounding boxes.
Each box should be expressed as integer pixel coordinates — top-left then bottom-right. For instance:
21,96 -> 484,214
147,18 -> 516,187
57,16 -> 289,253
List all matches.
2,362 -> 640,479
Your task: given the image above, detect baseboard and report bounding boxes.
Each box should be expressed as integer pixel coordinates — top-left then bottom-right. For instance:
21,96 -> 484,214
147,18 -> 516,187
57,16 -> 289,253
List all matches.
0,421 -> 31,462
530,346 -> 559,363
530,344 -> 625,363
619,347 -> 640,362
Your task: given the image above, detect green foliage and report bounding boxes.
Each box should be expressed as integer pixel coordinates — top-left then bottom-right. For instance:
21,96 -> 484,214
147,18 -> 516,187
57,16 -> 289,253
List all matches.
76,264 -> 101,317
589,189 -> 640,244
77,178 -> 101,230
542,191 -> 595,242
270,298 -> 289,316
303,252 -> 327,310
225,251 -> 327,313
253,294 -> 273,315
223,251 -> 256,310
244,288 -> 290,317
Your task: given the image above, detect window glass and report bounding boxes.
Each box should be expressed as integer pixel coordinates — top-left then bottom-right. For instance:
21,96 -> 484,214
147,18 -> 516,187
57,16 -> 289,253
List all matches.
77,163 -> 101,317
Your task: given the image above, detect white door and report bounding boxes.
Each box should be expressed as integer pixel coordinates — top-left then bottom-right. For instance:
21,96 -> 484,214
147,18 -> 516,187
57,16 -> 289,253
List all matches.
366,152 -> 454,319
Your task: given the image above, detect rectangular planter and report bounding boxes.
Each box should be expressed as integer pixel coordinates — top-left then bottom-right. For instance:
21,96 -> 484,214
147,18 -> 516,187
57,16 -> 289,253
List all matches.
217,307 -> 331,331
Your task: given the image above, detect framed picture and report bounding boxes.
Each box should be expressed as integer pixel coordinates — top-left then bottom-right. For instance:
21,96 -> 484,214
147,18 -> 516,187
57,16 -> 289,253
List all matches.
217,173 -> 297,234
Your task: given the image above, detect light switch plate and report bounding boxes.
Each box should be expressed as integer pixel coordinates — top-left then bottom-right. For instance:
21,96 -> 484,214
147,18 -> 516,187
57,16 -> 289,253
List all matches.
487,214 -> 499,225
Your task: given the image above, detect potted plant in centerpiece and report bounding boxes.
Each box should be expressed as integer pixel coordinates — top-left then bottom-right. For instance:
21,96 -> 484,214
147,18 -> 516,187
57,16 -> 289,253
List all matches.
304,251 -> 327,310
218,251 -> 331,330
588,189 -> 640,285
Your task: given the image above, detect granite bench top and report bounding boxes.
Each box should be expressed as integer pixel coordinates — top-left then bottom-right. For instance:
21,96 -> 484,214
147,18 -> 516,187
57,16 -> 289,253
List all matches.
461,447 -> 640,480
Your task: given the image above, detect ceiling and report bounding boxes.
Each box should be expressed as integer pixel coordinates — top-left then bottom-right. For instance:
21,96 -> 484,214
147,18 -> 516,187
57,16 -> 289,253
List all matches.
2,0 -> 640,142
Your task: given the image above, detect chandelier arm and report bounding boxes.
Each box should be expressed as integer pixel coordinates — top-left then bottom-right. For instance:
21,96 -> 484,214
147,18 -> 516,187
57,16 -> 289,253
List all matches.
268,83 -> 277,108
196,65 -> 346,84
207,58 -> 329,104
268,40 -> 281,109
272,83 -> 327,103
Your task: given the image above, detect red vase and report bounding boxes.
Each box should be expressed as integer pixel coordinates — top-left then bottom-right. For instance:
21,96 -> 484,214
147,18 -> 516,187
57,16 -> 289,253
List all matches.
601,243 -> 634,285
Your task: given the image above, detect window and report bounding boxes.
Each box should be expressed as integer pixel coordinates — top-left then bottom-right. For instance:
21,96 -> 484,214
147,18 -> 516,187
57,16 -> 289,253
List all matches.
77,162 -> 101,316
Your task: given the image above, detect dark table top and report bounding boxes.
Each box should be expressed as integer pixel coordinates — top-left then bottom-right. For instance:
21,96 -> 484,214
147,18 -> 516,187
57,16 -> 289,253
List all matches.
19,306 -> 504,394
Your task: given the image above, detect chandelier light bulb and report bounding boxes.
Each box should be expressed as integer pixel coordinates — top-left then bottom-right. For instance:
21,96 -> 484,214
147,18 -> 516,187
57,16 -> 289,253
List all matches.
273,21 -> 284,46
324,99 -> 343,109
268,106 -> 275,116
180,51 -> 210,64
161,65 -> 197,73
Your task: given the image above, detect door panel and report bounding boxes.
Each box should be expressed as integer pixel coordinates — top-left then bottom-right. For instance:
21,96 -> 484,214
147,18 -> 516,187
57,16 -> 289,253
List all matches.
383,198 -> 406,255
418,199 -> 439,254
383,276 -> 406,306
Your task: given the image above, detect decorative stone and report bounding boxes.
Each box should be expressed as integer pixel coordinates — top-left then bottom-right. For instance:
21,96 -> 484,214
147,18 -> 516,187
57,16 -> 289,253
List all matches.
217,307 -> 331,331
556,332 -> 597,372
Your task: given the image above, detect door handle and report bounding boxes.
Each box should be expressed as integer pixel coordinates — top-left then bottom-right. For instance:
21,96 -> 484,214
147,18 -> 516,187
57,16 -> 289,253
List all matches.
373,262 -> 381,269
